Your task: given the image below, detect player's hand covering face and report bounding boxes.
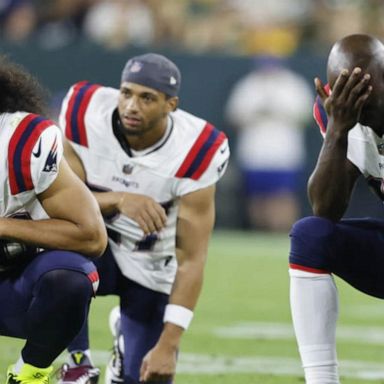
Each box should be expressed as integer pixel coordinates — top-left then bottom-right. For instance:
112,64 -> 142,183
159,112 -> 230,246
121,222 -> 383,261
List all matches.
314,67 -> 372,133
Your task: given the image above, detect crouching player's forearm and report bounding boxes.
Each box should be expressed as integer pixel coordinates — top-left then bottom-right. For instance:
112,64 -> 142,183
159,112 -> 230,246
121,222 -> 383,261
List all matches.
140,185 -> 214,382
140,258 -> 205,382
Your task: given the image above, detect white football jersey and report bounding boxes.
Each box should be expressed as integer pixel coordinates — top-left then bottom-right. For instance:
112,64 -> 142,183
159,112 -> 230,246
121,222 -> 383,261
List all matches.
59,82 -> 229,293
0,111 -> 62,220
314,95 -> 384,200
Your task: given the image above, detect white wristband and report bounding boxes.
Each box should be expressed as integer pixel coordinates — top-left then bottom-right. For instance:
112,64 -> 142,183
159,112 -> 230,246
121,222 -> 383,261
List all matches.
163,304 -> 194,330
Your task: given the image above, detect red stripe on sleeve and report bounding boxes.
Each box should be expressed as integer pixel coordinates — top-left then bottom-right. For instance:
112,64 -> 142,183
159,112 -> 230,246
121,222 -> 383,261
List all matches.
65,81 -> 88,142
21,119 -> 54,191
190,132 -> 226,180
313,83 -> 331,135
76,84 -> 100,147
175,123 -> 214,178
313,101 -> 326,135
8,114 -> 36,194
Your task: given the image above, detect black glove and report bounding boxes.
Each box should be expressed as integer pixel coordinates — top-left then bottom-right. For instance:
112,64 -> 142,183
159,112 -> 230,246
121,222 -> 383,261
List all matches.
0,240 -> 37,271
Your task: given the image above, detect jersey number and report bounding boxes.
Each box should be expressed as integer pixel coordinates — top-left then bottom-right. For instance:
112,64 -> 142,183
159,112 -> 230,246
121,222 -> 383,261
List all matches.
135,233 -> 159,251
133,200 -> 173,251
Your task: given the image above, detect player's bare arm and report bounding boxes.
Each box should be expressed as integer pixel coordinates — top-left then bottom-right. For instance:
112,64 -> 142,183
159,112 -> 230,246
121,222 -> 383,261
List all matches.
63,140 -> 87,181
64,139 -> 166,234
0,158 -> 107,257
309,68 -> 371,220
139,184 -> 215,382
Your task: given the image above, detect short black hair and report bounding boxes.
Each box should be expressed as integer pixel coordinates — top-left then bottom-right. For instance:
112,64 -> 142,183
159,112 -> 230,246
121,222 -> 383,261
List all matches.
0,56 -> 48,115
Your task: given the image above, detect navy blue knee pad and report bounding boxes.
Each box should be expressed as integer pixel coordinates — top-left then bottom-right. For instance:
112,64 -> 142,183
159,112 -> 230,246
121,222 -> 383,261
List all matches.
289,216 -> 336,271
23,269 -> 94,367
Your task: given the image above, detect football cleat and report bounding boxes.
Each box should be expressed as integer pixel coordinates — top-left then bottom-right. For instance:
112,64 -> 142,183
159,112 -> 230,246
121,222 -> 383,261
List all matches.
105,306 -> 124,384
57,364 -> 100,384
6,363 -> 53,384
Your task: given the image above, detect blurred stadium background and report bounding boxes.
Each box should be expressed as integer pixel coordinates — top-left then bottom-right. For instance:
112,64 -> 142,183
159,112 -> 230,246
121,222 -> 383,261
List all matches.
1,0 -> 384,382
0,0 -> 382,227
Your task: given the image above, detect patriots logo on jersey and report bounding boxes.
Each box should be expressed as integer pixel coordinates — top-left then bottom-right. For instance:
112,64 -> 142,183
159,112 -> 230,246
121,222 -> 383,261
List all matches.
43,136 -> 58,173
122,164 -> 133,174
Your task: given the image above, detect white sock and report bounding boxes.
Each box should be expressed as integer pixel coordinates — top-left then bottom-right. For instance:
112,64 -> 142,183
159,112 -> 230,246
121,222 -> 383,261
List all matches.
289,268 -> 340,384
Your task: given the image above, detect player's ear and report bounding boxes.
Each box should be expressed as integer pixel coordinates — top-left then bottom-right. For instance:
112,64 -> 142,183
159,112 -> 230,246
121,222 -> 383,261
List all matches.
166,96 -> 179,112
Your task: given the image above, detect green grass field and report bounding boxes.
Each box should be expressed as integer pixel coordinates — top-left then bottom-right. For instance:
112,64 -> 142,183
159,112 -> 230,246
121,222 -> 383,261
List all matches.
2,230 -> 384,383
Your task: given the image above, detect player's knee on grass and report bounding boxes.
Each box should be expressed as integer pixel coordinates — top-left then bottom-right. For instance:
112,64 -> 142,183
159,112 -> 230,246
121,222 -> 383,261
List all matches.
289,216 -> 336,271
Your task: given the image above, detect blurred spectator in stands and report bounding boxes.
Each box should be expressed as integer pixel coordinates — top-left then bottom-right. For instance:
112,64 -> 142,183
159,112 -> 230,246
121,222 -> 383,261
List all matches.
83,0 -> 155,50
82,0 -> 240,53
177,0 -> 241,54
226,0 -> 313,56
225,56 -> 313,231
0,0 -> 36,42
2,0 -> 384,56
34,0 -> 91,49
308,0 -> 384,53
144,0 -> 187,49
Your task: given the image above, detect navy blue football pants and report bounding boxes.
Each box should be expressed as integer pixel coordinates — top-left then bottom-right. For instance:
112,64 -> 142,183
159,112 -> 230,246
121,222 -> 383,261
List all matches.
0,250 -> 97,367
289,216 -> 384,298
68,247 -> 170,384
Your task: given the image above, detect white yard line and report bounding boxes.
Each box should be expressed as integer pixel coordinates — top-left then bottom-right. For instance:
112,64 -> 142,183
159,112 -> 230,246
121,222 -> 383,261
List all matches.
56,322 -> 384,380
343,303 -> 384,320
56,351 -> 384,380
214,321 -> 384,344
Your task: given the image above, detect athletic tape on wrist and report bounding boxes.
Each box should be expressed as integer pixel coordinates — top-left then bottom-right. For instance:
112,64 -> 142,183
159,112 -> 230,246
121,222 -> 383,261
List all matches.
163,304 -> 194,330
